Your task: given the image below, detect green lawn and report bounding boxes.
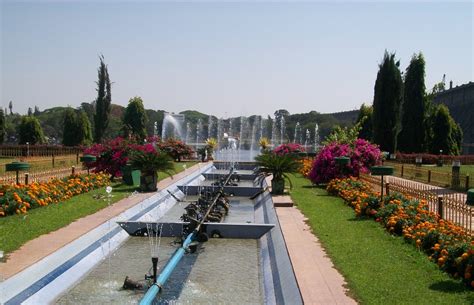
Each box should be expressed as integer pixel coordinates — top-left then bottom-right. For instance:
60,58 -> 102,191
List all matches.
0,161 -> 197,258
289,174 -> 473,305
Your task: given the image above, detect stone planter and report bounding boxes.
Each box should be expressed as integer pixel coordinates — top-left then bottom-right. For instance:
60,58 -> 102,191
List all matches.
271,177 -> 285,195
140,171 -> 158,192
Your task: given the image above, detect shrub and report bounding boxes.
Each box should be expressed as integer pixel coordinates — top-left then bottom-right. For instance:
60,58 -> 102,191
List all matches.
309,139 -> 381,184
274,143 -> 305,156
83,137 -> 131,178
158,138 -> 194,162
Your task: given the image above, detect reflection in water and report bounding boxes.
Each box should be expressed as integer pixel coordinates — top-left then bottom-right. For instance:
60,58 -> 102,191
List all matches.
56,237 -> 262,304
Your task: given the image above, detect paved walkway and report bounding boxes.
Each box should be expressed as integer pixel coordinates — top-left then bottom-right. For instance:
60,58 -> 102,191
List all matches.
0,162 -> 205,280
276,205 -> 357,305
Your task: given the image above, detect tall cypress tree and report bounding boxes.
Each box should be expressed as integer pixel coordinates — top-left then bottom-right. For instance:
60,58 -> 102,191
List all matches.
0,108 -> 5,144
372,51 -> 403,153
398,53 -> 426,153
122,96 -> 148,140
93,55 -> 111,143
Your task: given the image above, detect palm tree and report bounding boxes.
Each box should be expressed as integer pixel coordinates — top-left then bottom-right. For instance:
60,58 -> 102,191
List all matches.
255,152 -> 301,195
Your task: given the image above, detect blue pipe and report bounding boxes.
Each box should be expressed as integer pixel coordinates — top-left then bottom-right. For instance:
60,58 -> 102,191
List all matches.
139,231 -> 196,305
140,167 -> 235,304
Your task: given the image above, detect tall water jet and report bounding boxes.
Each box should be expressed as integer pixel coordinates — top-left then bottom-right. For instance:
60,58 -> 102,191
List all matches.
280,116 -> 286,145
271,118 -> 277,146
314,123 -> 320,152
293,122 -> 301,144
207,115 -> 214,140
185,122 -> 192,144
239,116 -> 246,150
217,118 -> 224,150
304,129 -> 311,150
259,117 -> 264,141
161,112 -> 185,140
196,119 -> 204,148
250,118 -> 257,151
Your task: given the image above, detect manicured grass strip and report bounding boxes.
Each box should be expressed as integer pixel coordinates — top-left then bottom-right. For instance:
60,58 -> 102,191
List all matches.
289,174 -> 474,305
0,161 -> 197,257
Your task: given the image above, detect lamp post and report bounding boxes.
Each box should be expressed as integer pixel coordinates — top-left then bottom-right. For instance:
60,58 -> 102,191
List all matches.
370,166 -> 394,202
26,142 -> 30,158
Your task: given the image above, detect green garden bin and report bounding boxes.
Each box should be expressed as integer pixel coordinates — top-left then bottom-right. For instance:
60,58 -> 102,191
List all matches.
122,165 -> 141,186
467,189 -> 474,206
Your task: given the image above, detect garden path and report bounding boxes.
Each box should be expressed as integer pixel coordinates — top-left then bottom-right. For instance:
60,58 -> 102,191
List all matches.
276,204 -> 357,304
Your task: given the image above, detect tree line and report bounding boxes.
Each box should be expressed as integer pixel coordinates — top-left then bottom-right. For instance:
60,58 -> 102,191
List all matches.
356,51 -> 463,155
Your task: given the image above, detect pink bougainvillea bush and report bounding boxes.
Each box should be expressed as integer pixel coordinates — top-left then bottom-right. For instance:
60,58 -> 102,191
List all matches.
308,139 -> 381,184
83,137 -> 131,178
273,143 -> 305,156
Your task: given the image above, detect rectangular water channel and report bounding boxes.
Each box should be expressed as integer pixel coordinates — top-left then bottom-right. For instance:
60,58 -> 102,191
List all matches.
55,193 -> 263,304
56,237 -> 262,304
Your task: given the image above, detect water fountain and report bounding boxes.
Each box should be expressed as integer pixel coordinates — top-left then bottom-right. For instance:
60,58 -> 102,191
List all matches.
3,154 -> 303,305
207,115 -> 214,140
195,119 -> 204,149
185,122 -> 192,145
271,117 -> 278,147
293,122 -> 302,144
304,129 -> 311,151
161,113 -> 185,140
314,123 -> 320,152
280,116 -> 286,145
217,118 -> 223,150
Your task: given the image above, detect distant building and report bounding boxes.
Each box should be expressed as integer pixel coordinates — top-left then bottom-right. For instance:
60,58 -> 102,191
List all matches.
433,81 -> 474,155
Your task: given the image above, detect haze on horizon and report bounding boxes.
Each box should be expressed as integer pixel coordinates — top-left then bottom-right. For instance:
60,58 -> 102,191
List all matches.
1,1 -> 473,118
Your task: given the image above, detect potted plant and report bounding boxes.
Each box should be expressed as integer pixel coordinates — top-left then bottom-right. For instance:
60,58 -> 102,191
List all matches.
259,137 -> 270,152
130,144 -> 175,192
197,147 -> 207,162
205,138 -> 217,160
255,151 -> 302,195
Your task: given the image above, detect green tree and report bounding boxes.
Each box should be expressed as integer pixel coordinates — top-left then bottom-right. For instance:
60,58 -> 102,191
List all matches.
429,105 -> 462,155
122,96 -> 148,140
27,107 -> 33,116
78,110 -> 93,145
34,106 -> 40,116
62,108 -> 93,146
372,51 -> 403,153
8,101 -> 12,115
398,53 -> 426,153
356,103 -> 373,140
18,116 -> 45,144
62,108 -> 77,146
93,55 -> 112,143
0,108 -> 5,144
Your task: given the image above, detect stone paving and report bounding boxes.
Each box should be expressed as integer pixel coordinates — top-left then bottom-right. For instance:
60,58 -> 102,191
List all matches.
276,204 -> 358,305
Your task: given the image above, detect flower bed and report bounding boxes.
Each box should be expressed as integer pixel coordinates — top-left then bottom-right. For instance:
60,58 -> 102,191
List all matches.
327,177 -> 474,288
299,158 -> 313,178
0,173 -> 110,217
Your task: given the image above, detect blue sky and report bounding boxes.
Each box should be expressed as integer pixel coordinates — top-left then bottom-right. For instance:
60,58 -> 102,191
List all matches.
1,1 -> 472,117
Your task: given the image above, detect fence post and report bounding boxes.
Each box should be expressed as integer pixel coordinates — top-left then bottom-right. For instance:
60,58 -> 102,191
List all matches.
428,170 -> 431,183
401,165 -> 404,177
24,173 -> 29,185
72,166 -> 75,176
466,174 -> 470,191
437,196 -> 444,219
76,152 -> 79,165
52,153 -> 55,168
385,182 -> 390,196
